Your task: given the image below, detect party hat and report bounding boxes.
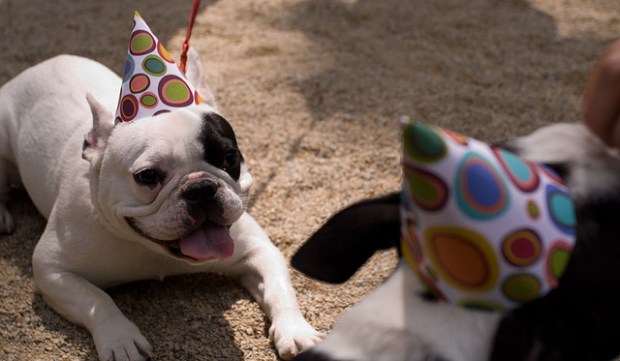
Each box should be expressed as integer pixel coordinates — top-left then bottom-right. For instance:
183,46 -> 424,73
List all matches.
115,11 -> 203,124
399,120 -> 575,311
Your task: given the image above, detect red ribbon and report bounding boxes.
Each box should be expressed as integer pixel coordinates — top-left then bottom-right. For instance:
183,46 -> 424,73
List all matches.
179,0 -> 201,74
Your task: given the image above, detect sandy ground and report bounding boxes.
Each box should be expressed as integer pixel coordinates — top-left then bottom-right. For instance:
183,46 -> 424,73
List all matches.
0,0 -> 619,360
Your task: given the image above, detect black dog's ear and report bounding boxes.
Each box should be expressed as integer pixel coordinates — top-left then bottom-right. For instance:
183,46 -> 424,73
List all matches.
291,192 -> 401,284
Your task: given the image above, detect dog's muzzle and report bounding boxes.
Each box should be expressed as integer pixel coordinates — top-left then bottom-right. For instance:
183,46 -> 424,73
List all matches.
182,179 -> 219,207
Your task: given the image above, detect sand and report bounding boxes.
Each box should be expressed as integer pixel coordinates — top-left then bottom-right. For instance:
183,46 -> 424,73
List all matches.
0,0 -> 619,360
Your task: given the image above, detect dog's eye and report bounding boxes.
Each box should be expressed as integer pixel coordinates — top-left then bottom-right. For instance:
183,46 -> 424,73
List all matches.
134,169 -> 162,187
223,149 -> 239,171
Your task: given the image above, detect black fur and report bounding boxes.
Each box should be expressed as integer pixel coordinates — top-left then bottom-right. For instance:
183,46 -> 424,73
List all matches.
291,192 -> 401,284
293,349 -> 352,361
182,179 -> 219,205
199,112 -> 243,181
293,349 -> 448,361
539,162 -> 570,181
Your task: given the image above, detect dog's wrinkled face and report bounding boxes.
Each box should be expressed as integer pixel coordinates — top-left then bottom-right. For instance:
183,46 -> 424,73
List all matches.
85,104 -> 253,263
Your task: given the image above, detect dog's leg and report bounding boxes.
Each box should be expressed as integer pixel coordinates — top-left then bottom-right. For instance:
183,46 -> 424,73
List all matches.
0,158 -> 15,234
227,212 -> 322,360
33,228 -> 153,361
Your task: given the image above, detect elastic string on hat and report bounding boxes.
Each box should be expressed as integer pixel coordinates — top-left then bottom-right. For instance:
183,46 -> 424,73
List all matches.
179,0 -> 201,74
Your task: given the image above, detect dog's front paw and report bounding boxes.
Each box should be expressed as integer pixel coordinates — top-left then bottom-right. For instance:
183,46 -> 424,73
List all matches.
92,316 -> 153,361
270,315 -> 324,360
0,204 -> 14,234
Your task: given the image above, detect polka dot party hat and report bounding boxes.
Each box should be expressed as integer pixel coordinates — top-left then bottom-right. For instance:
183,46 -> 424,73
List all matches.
115,11 -> 203,124
399,120 -> 576,311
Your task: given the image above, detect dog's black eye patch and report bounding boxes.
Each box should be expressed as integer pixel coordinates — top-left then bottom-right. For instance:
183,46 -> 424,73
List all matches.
200,112 -> 243,181
223,149 -> 240,173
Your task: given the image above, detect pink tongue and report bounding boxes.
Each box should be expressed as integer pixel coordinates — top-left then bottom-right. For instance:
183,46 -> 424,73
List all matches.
179,222 -> 234,260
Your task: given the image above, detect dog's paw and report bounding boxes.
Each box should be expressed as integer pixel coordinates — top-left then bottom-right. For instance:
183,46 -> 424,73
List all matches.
270,315 -> 324,360
0,204 -> 14,234
92,316 -> 153,361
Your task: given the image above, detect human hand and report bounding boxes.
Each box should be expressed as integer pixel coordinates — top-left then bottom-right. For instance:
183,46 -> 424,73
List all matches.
582,39 -> 620,148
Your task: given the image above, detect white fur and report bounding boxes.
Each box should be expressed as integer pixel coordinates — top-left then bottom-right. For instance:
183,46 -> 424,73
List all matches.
511,122 -> 620,202
0,53 -> 320,360
313,262 -> 500,361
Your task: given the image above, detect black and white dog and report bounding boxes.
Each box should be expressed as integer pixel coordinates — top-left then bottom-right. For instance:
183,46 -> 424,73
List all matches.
291,122 -> 620,361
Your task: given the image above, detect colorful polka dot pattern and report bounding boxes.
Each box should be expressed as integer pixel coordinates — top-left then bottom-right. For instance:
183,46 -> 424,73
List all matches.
115,12 -> 203,124
400,121 -> 576,311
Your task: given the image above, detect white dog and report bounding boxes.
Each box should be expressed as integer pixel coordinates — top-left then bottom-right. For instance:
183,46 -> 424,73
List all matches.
0,49 -> 321,361
292,123 -> 620,361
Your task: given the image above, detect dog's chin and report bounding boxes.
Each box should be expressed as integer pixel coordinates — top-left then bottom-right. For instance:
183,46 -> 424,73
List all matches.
126,218 -> 235,263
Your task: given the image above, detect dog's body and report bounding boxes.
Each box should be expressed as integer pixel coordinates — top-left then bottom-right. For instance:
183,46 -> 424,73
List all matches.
292,123 -> 620,361
0,53 -> 320,361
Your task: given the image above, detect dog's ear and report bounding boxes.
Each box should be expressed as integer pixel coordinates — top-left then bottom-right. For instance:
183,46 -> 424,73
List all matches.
82,93 -> 114,162
291,192 -> 401,283
186,47 -> 217,110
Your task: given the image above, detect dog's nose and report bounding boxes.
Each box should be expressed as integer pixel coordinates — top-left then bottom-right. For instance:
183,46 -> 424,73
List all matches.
182,180 -> 219,205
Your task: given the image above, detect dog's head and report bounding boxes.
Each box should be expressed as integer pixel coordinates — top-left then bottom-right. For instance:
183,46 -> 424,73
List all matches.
81,48 -> 252,263
293,122 -> 620,361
